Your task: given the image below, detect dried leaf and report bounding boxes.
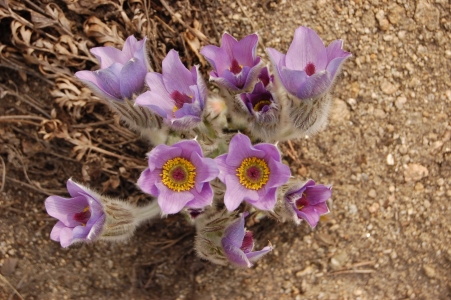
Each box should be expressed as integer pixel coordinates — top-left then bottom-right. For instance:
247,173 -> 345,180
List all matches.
84,16 -> 124,47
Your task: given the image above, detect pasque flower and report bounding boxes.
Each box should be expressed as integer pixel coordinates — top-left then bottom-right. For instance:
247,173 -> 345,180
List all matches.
137,139 -> 219,214
284,179 -> 331,227
267,26 -> 351,100
75,35 -> 149,102
45,179 -> 106,247
221,213 -> 273,267
215,133 -> 291,211
201,33 -> 263,91
135,50 -> 207,130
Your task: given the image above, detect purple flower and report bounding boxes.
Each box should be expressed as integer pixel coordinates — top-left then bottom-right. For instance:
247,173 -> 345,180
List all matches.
137,140 -> 219,214
75,35 -> 149,102
135,50 -> 207,130
215,133 -> 291,211
221,213 -> 273,267
201,33 -> 263,91
240,67 -> 277,118
284,179 -> 331,227
267,26 -> 351,100
45,179 -> 106,248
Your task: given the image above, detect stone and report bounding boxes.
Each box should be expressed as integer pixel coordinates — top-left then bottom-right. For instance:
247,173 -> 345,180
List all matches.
330,252 -> 348,270
381,80 -> 397,95
368,202 -> 380,213
404,163 -> 429,182
423,265 -> 436,278
414,0 -> 440,31
368,189 -> 377,198
361,10 -> 376,28
387,153 -> 395,165
379,18 -> 390,31
395,96 -> 407,109
330,99 -> 350,123
295,265 -> 314,277
388,4 -> 405,25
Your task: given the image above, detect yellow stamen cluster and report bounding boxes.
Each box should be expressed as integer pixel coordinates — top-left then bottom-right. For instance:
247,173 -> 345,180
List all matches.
172,106 -> 179,117
161,157 -> 196,192
253,100 -> 272,112
81,206 -> 90,227
236,157 -> 270,190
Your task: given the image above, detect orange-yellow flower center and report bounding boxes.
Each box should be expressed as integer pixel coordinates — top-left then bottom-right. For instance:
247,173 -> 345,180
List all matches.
253,100 -> 272,112
161,157 -> 196,192
236,157 -> 270,190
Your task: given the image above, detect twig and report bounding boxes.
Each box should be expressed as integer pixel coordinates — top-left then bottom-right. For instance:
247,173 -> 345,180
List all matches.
236,0 -> 266,51
0,156 -> 5,193
159,0 -> 209,43
5,177 -> 65,196
0,274 -> 24,300
329,269 -> 375,275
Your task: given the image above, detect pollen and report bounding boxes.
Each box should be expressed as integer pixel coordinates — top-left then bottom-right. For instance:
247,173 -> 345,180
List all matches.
253,100 -> 272,112
236,157 -> 270,190
161,157 -> 196,192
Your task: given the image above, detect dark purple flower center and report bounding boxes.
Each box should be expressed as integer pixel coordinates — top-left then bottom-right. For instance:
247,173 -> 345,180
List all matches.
246,166 -> 262,180
170,91 -> 192,109
304,62 -> 316,76
73,206 -> 91,226
240,231 -> 254,253
295,193 -> 309,210
171,166 -> 187,181
229,59 -> 243,75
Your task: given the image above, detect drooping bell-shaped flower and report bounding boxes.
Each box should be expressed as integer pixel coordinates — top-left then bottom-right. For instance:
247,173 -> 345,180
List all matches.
75,35 -> 149,102
215,133 -> 291,211
195,211 -> 272,267
284,179 -> 332,227
45,179 -> 161,247
135,50 -> 207,130
137,139 -> 219,215
267,26 -> 351,100
201,33 -> 264,92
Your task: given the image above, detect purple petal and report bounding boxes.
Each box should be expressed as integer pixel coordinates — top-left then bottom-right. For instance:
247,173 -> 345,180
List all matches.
221,33 -> 238,59
121,35 -> 140,60
242,59 -> 263,91
279,67 -> 308,96
209,72 -> 241,91
241,231 -> 254,253
223,175 -> 259,211
147,144 -> 182,170
162,50 -> 194,96
50,221 -> 66,242
155,182 -> 194,214
59,227 -> 74,248
135,91 -> 173,118
233,33 -> 258,67
246,245 -> 273,263
214,154 -> 233,183
137,168 -> 161,196
223,215 -> 246,248
297,206 -> 320,227
265,159 -> 291,189
45,195 -> 89,227
191,152 -> 219,192
266,48 -> 285,69
314,202 -> 330,215
254,143 -> 282,162
193,66 -> 208,109
172,139 -> 202,159
186,183 -> 213,209
75,70 -> 122,102
286,27 -> 327,71
86,214 -> 106,240
326,56 -> 350,80
304,185 -> 332,205
225,133 -> 265,167
119,57 -> 147,99
296,71 -> 331,100
251,187 -> 277,211
326,40 -> 351,61
201,45 -> 231,74
66,179 -> 97,200
72,225 -> 90,240
222,243 -> 251,267
90,46 -> 126,69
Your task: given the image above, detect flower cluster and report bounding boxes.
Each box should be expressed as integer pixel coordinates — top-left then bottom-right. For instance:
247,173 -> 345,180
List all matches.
45,26 -> 348,268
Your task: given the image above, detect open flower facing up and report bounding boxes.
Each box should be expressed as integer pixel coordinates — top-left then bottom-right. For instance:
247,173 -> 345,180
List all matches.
221,213 -> 273,267
284,179 -> 332,227
75,35 -> 149,102
201,33 -> 263,92
215,133 -> 291,211
267,26 -> 351,100
45,179 -> 106,248
135,50 -> 207,130
137,140 -> 219,214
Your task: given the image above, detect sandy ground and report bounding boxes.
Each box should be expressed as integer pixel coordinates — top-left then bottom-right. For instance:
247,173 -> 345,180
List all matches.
1,0 -> 451,299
